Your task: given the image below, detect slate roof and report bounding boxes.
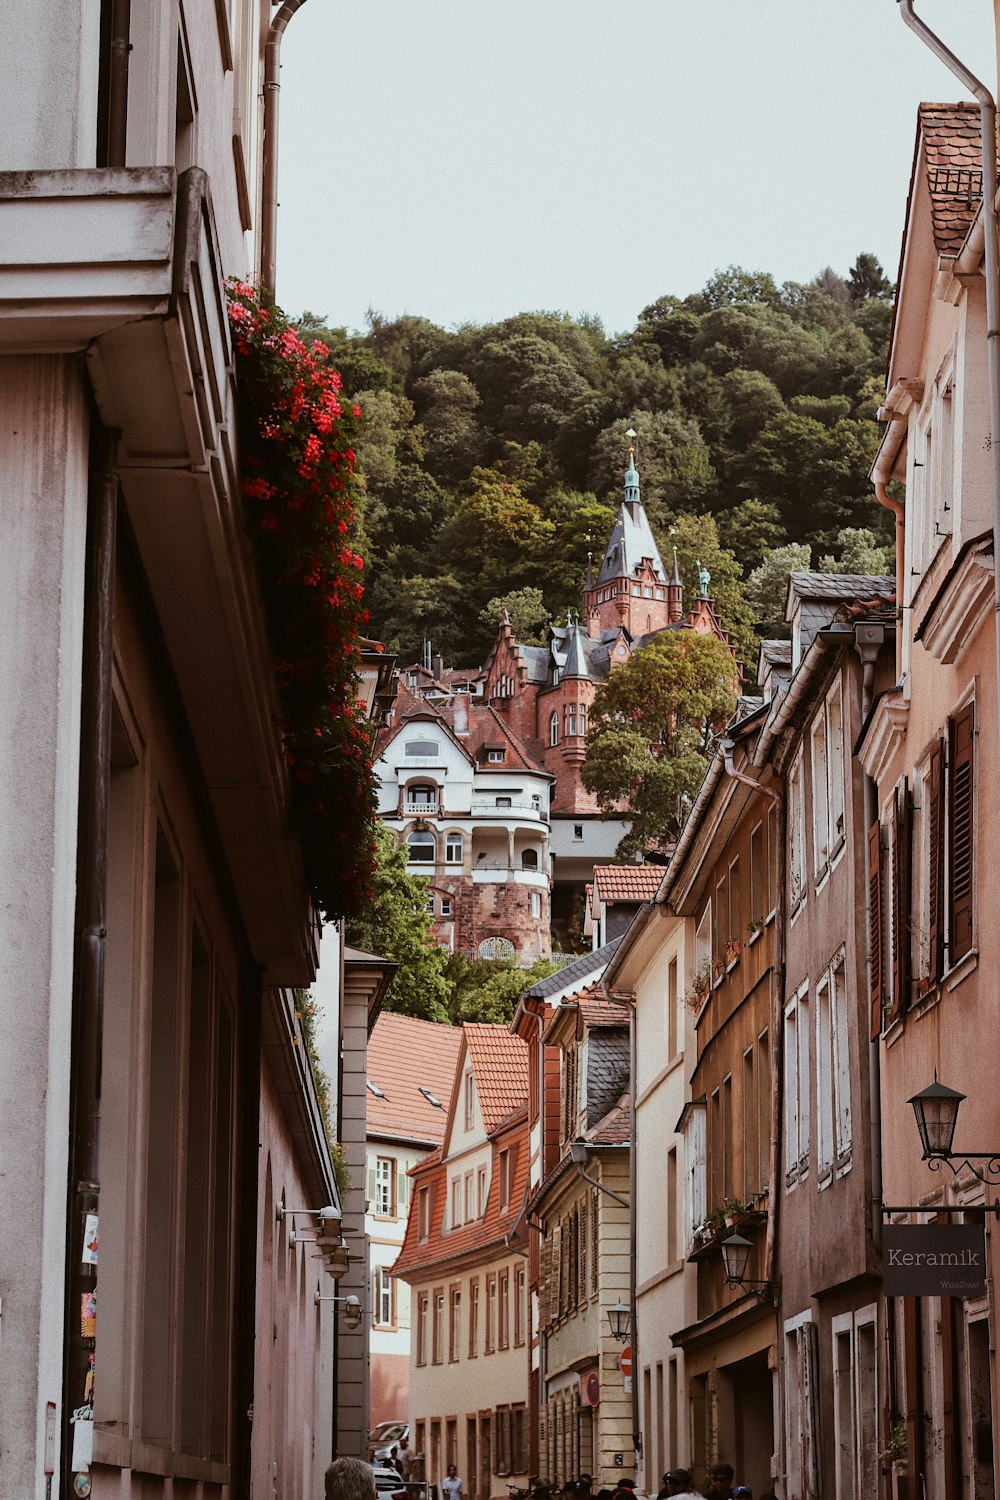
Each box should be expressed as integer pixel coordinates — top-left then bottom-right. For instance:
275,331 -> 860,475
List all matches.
524,936 -> 623,998
592,864 -> 664,905
586,1089 -> 631,1146
366,1013 -> 463,1145
787,572 -> 896,603
596,500 -> 668,587
463,1024 -> 529,1133
759,640 -> 792,666
919,102 -> 984,257
377,686 -> 548,776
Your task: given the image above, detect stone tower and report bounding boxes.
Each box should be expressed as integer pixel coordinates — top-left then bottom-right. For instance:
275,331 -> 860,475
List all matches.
580,452 -> 675,638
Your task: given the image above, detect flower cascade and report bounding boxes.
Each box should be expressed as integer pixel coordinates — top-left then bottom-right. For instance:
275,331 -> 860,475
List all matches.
227,280 -> 376,920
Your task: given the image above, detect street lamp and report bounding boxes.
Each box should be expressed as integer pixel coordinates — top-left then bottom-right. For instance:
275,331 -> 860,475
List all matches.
720,1233 -> 778,1303
606,1302 -> 631,1341
314,1291 -> 364,1330
908,1074 -> 1000,1181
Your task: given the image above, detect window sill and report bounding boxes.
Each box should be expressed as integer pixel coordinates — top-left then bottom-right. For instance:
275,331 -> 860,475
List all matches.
945,947 -> 978,992
747,925 -> 764,947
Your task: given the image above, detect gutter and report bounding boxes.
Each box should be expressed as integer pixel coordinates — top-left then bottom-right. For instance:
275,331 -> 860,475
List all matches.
261,0 -> 311,296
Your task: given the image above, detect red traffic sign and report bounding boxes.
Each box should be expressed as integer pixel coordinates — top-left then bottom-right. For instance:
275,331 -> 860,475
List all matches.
586,1372 -> 601,1406
619,1346 -> 632,1378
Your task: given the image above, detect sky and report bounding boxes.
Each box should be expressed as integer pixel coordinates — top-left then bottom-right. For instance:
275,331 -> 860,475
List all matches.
276,1 -> 995,339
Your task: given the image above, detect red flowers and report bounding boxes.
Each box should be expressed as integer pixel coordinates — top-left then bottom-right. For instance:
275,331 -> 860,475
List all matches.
227,280 -> 378,920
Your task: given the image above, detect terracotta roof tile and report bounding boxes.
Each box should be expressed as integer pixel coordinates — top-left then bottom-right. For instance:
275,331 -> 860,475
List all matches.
920,102 -> 985,257
366,1013 -> 463,1145
576,994 -> 630,1030
592,864 -> 665,905
586,1088 -> 631,1146
464,1023 -> 529,1132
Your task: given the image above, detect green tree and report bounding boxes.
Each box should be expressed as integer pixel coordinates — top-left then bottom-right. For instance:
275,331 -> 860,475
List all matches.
294,312 -> 397,395
716,498 -> 786,575
345,825 -> 451,1022
479,587 -> 551,645
659,511 -> 757,674
818,526 -> 894,575
444,955 -> 559,1025
588,412 -> 715,522
848,252 -> 893,304
744,542 -> 813,635
366,567 -> 468,664
738,411 -> 881,547
582,631 -> 738,857
412,367 -> 484,485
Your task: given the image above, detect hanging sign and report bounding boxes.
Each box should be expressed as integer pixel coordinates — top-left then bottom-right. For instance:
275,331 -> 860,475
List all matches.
883,1223 -> 986,1297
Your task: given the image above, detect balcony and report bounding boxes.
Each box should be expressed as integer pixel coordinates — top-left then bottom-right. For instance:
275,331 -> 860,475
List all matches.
403,800 -> 439,817
470,796 -> 545,819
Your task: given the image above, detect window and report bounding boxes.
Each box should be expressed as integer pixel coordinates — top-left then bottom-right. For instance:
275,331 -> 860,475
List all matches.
757,1030 -> 770,1191
531,891 -> 541,919
487,749 -> 505,763
407,830 -> 435,863
498,1149 -> 511,1211
666,1147 -> 678,1263
419,1086 -> 443,1109
432,1288 -> 445,1364
832,1306 -> 879,1500
785,1314 -> 820,1500
656,587 -> 665,600
425,894 -> 435,916
644,585 -> 653,598
464,1071 -> 476,1130
449,1285 -> 461,1362
742,1048 -> 756,1200
464,1171 -> 474,1220
408,783 -> 438,810
495,795 -> 512,809
522,847 -> 539,870
812,681 -> 846,879
514,1263 -> 526,1346
498,1268 -> 510,1349
566,705 -> 578,736
816,951 -> 851,1184
445,832 -> 463,864
405,739 -> 437,757
682,1101 -> 706,1246
451,1177 -> 462,1228
418,1186 -> 431,1242
373,1265 -> 394,1328
468,1277 -> 480,1357
375,1156 -> 395,1217
749,819 -> 769,931
562,1045 -> 578,1142
550,713 -> 559,746
573,824 -> 583,841
440,897 -> 452,918
367,1078 -> 385,1099
416,1292 -> 429,1365
667,955 -> 678,1058
784,985 -> 810,1183
485,1274 -> 497,1353
695,899 -> 711,974
477,1164 -> 488,1215
789,749 -> 806,910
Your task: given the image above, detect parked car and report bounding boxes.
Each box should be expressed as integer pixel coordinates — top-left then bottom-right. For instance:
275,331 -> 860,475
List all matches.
369,1421 -> 409,1464
372,1466 -> 409,1500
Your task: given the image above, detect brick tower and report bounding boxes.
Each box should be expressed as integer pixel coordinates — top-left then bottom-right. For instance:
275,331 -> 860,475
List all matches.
581,452 -> 673,639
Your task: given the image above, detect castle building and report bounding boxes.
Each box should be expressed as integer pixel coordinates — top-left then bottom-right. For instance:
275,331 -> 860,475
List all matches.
378,456 -> 731,952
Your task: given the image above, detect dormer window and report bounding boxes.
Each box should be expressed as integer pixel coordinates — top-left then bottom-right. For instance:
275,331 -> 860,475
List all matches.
487,749 -> 505,764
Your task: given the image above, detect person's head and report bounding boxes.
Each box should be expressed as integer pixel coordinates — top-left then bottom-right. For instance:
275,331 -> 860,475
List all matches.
447,1466 -> 458,1479
710,1466 -> 734,1496
663,1471 -> 692,1497
399,1437 -> 410,1451
390,1448 -> 398,1459
732,1488 -> 752,1500
326,1457 -> 376,1500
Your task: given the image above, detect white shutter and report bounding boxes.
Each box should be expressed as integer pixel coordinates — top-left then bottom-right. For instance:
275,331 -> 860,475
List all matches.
366,1158 -> 378,1208
799,1321 -> 820,1500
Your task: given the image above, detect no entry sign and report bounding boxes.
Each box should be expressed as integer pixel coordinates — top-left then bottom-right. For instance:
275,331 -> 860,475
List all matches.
619,1346 -> 632,1378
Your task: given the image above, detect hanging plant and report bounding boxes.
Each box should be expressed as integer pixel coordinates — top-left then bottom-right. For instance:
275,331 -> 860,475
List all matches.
227,280 -> 377,920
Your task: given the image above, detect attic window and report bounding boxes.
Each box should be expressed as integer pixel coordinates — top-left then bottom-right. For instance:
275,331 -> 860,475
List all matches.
419,1087 -> 444,1108
367,1080 -> 386,1099
405,739 -> 437,757
487,749 -> 505,763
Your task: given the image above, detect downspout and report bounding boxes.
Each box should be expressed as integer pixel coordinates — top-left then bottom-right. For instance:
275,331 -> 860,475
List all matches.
62,430 -> 117,1498
97,0 -> 131,168
898,0 -> 1000,787
261,0 -> 311,296
720,744 -> 785,1289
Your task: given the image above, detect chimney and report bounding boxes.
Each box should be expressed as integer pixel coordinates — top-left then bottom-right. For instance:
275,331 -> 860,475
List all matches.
453,695 -> 469,736
432,653 -> 444,681
587,607 -> 601,640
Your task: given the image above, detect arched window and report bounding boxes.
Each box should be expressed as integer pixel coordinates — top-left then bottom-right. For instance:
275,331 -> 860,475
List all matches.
550,712 -> 559,746
406,830 -> 435,863
407,783 -> 437,811
522,848 -> 539,870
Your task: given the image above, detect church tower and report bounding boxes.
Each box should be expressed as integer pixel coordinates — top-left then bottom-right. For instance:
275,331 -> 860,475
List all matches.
581,451 -> 674,638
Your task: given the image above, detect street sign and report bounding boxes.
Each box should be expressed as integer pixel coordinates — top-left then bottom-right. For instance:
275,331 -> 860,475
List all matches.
883,1223 -> 986,1297
586,1372 -> 600,1406
619,1346 -> 632,1378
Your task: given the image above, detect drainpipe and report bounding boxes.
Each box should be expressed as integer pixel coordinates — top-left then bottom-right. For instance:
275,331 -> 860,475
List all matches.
62,429 -> 117,1498
261,0 -> 311,296
97,0 -> 131,168
720,744 -> 785,1289
898,0 -> 1000,784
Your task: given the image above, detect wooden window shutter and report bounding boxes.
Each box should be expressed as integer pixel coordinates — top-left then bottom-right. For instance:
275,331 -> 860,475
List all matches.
539,1234 -> 553,1329
867,820 -> 883,1040
924,739 -> 945,991
949,702 -> 975,962
889,782 -> 911,1022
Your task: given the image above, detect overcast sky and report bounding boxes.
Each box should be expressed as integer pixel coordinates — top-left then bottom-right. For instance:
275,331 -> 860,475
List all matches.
276,1 -> 994,338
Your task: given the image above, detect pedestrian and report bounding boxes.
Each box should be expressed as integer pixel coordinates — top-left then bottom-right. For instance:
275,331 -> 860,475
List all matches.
706,1465 -> 734,1500
326,1457 -> 377,1500
732,1488 -> 752,1500
388,1447 -> 401,1477
662,1469 -> 701,1500
442,1463 -> 463,1500
396,1437 -> 414,1482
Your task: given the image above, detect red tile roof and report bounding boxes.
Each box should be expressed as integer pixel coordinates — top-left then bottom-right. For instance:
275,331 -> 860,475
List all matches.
920,103 -> 984,257
366,1013 -> 463,1145
392,1109 -> 530,1279
592,864 -> 664,904
464,1023 -> 529,1132
576,994 -> 630,1030
587,1089 -> 631,1146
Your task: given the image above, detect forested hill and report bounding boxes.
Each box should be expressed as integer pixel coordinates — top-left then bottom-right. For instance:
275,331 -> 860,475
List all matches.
299,255 -> 895,674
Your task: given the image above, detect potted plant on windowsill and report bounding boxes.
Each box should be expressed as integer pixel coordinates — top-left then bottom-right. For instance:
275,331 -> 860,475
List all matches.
684,959 -> 712,1014
725,937 -> 741,968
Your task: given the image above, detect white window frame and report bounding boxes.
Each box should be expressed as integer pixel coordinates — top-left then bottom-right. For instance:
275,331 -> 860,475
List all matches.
784,982 -> 810,1185
374,1264 -> 394,1328
784,1310 -> 820,1500
682,1103 -> 707,1247
444,831 -> 463,864
531,891 -> 541,918
789,748 -> 806,913
464,1071 -> 475,1130
451,1176 -> 462,1228
375,1156 -> 395,1217
831,1303 -> 879,1500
